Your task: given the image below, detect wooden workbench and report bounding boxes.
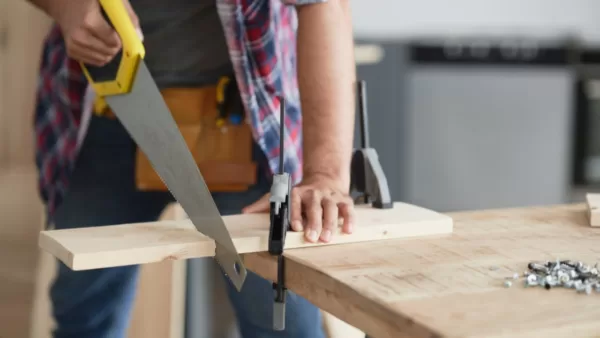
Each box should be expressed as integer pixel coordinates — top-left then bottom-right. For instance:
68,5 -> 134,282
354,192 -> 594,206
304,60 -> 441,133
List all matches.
243,203 -> 600,338
38,201 -> 600,337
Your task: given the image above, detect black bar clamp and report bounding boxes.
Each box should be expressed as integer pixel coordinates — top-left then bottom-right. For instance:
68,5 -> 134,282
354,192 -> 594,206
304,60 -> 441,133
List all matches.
350,80 -> 393,209
268,95 -> 292,331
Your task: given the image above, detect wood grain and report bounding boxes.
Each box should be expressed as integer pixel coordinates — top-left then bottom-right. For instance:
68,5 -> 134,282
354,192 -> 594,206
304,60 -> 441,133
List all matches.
38,202 -> 453,271
244,203 -> 600,338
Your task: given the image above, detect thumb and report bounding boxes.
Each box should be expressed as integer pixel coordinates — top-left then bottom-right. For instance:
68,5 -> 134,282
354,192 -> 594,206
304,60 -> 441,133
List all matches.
87,4 -> 121,48
242,193 -> 270,214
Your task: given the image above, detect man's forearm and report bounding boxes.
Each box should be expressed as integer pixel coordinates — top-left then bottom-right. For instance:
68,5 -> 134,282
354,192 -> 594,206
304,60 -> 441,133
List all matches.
296,0 -> 356,190
24,0 -> 62,19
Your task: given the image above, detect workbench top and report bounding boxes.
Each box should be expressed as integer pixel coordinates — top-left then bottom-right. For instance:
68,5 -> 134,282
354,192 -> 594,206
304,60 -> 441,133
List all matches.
244,203 -> 600,338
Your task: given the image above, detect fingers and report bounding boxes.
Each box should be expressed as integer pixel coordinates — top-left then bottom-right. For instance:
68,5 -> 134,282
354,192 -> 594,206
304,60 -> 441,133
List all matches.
320,198 -> 338,243
303,190 -> 323,243
68,30 -> 116,66
290,189 -> 303,232
66,42 -> 111,66
63,2 -> 124,65
338,196 -> 355,234
291,186 -> 356,243
85,5 -> 121,48
66,32 -> 119,66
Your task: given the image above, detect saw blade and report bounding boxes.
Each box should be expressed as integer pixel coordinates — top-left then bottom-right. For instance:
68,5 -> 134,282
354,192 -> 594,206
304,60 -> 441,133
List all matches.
104,61 -> 247,291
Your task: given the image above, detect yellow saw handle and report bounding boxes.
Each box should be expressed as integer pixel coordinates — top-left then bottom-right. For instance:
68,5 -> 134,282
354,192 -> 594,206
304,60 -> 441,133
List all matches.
80,0 -> 145,97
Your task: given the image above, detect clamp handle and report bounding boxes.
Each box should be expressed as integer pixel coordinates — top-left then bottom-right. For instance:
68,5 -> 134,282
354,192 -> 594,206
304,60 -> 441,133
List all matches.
80,0 -> 145,97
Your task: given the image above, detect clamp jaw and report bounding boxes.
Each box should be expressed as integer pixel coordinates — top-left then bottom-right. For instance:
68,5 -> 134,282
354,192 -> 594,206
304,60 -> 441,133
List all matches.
268,95 -> 291,331
267,81 -> 392,331
350,80 -> 393,209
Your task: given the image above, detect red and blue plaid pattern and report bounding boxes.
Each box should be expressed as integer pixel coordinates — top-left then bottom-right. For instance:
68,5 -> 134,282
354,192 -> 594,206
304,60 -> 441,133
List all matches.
34,0 -> 320,217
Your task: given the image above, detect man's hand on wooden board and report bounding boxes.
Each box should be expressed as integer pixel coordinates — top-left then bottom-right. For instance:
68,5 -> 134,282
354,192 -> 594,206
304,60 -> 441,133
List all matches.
242,173 -> 355,244
48,0 -> 141,66
242,0 -> 358,245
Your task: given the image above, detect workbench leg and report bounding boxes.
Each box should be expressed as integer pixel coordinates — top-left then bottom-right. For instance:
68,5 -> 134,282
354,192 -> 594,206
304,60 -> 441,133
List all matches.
127,203 -> 187,338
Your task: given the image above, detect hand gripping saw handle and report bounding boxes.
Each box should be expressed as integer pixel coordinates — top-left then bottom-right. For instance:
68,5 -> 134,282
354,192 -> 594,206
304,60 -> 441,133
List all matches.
78,0 -> 248,291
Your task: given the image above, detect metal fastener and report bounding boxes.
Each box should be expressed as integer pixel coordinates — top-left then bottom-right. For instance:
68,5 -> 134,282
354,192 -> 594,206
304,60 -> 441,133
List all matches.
559,274 -> 570,284
514,259 -> 600,294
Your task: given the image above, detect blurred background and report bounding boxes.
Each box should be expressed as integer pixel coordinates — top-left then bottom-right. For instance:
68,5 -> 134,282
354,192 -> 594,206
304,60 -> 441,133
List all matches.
2,0 -> 600,337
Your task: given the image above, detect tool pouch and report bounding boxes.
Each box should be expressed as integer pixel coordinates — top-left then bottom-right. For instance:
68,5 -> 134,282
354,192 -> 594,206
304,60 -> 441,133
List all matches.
131,79 -> 257,192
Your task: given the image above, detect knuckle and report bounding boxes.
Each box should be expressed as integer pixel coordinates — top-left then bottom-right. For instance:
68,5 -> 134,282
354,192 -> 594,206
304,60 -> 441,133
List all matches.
291,187 -> 302,199
71,30 -> 86,44
341,195 -> 354,205
308,189 -> 321,202
82,18 -> 95,30
323,197 -> 336,207
309,206 -> 322,216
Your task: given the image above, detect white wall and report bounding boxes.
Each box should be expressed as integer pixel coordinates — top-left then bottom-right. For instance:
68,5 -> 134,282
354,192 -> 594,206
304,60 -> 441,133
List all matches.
351,0 -> 600,44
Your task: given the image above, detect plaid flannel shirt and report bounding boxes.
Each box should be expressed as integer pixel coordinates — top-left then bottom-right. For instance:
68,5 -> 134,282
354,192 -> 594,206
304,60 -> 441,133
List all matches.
34,0 -> 324,218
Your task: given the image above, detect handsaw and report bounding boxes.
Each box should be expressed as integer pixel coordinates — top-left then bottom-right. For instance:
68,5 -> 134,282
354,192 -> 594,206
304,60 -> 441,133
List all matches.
78,0 -> 247,291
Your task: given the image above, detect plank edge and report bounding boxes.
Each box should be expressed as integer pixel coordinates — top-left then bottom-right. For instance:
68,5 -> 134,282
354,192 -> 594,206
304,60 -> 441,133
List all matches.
586,193 -> 600,227
38,231 -> 74,267
37,202 -> 454,271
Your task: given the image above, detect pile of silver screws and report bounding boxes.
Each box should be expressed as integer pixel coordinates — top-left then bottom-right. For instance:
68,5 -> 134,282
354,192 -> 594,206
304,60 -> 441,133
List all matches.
503,260 -> 600,294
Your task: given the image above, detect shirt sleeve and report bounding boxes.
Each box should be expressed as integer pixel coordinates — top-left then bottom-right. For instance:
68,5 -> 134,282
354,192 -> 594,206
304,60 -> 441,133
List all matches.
280,0 -> 327,5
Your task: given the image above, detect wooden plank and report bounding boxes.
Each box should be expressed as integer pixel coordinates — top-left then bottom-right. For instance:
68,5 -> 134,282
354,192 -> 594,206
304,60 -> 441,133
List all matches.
585,193 -> 600,226
30,203 -> 187,338
38,202 -> 453,271
244,203 -> 600,338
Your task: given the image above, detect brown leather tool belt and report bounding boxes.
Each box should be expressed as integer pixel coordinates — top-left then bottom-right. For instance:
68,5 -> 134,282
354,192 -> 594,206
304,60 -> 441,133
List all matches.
95,77 -> 257,193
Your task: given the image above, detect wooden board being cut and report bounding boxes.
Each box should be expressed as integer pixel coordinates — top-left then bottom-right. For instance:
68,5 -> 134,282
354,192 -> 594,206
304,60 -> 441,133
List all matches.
244,203 -> 600,338
38,202 -> 453,271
